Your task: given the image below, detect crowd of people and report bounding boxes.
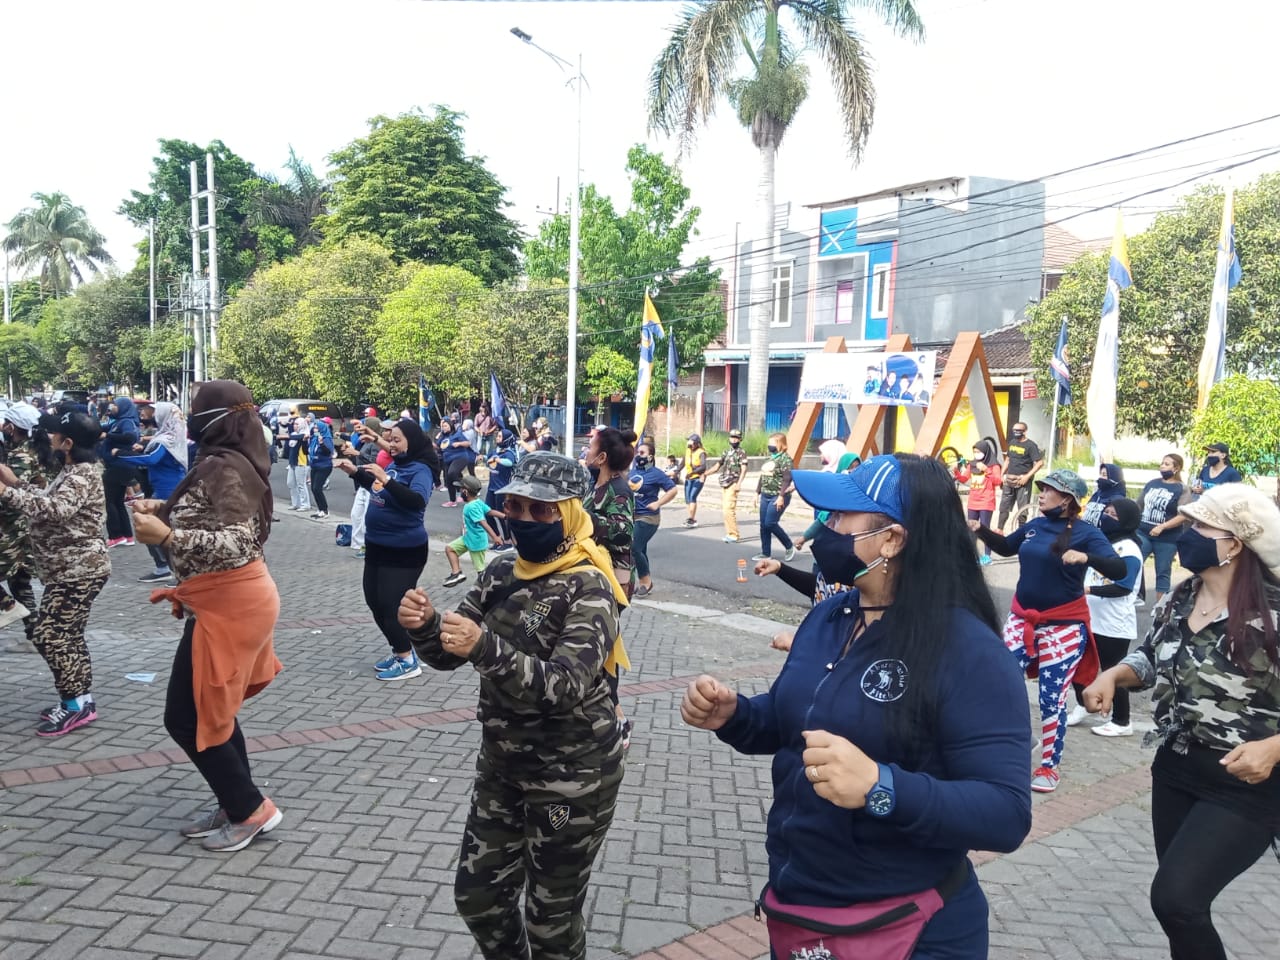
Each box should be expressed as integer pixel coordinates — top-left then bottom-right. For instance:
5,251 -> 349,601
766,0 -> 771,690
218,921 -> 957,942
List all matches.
1,386 -> 1275,960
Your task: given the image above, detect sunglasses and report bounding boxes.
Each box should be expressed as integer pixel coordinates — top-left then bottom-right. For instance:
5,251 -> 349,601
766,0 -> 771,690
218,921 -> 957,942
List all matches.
502,498 -> 560,522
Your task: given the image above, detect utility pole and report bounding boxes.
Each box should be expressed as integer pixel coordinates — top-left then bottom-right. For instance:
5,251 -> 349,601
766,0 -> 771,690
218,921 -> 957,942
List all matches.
567,51 -> 582,440
4,248 -> 11,400
148,218 -> 157,401
189,161 -> 206,383
205,152 -> 220,364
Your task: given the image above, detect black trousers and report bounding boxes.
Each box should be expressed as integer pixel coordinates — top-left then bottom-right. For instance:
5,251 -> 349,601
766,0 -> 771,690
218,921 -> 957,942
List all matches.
444,459 -> 467,503
1150,776 -> 1275,960
164,619 -> 264,823
310,466 -> 332,513
1072,632 -> 1132,725
102,466 -> 137,539
363,555 -> 426,654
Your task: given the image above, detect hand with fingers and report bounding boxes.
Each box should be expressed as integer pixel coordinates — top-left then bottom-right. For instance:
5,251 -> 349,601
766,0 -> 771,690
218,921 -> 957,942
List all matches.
680,675 -> 738,730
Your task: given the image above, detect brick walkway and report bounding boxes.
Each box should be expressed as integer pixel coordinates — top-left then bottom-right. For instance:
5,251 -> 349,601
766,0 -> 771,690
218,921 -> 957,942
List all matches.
1,507 -> 1277,959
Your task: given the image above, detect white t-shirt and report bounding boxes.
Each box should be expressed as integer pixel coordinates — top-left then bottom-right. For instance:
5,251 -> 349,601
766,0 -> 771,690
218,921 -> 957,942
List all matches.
1085,537 -> 1142,639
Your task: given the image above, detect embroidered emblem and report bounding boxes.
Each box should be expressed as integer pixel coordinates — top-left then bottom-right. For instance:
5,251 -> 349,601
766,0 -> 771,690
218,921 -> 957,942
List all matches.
522,600 -> 553,636
789,943 -> 836,960
861,659 -> 908,703
548,803 -> 571,831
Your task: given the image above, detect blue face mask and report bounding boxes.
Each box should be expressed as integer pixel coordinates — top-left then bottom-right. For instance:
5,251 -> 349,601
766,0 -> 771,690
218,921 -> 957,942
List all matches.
809,523 -> 890,588
1176,528 -> 1230,574
509,519 -> 566,563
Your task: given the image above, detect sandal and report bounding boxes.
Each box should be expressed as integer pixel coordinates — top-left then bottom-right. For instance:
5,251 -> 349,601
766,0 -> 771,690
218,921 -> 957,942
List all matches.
635,584 -> 653,598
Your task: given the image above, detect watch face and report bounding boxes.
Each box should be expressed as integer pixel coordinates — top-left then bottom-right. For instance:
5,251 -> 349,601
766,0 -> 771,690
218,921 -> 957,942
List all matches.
867,789 -> 894,817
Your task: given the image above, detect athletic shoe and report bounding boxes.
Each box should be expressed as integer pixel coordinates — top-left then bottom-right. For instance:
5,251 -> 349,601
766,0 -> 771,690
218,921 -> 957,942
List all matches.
309,511 -> 328,520
783,546 -> 797,562
138,570 -> 172,584
750,553 -> 770,562
353,547 -> 366,559
1030,766 -> 1060,793
442,501 -> 458,508
121,537 -> 135,546
105,536 -> 126,548
38,703 -> 60,721
376,655 -> 422,681
722,535 -> 739,543
634,584 -> 653,598
0,601 -> 31,631
179,805 -> 229,838
443,572 -> 467,588
1092,721 -> 1133,738
36,703 -> 97,737
1065,704 -> 1090,727
683,518 -> 697,527
619,719 -> 633,751
373,653 -> 400,672
200,798 -> 282,852
979,554 -> 993,566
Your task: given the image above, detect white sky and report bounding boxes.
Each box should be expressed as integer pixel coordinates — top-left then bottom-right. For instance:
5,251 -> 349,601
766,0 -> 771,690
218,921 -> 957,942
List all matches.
4,0 -> 1280,277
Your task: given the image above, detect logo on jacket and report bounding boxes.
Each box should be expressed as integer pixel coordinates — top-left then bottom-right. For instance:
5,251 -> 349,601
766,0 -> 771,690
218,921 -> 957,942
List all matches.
861,659 -> 908,702
522,600 -> 552,636
788,944 -> 836,960
548,803 -> 571,831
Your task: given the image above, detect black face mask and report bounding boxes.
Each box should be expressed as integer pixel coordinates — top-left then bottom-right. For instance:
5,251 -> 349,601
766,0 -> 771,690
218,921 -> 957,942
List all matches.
1176,528 -> 1228,574
1042,505 -> 1065,520
1098,477 -> 1119,490
1099,514 -> 1124,538
729,440 -> 741,447
1012,430 -> 1026,440
809,524 -> 887,588
1159,469 -> 1176,480
509,519 -> 566,563
767,445 -> 779,454
635,456 -> 650,469
588,465 -> 601,482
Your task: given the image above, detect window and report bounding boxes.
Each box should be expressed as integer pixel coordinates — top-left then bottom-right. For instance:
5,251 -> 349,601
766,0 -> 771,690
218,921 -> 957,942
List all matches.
771,262 -> 793,327
870,263 -> 890,320
834,281 -> 854,325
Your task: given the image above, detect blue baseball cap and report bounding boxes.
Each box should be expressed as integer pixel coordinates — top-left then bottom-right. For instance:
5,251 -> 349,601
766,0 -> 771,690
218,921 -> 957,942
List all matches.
792,454 -> 905,522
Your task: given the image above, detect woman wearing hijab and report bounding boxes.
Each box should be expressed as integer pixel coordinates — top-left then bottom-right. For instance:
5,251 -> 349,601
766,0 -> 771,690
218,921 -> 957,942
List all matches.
129,381 -> 282,852
461,418 -> 480,477
338,418 -> 437,681
307,418 -> 335,520
397,453 -> 628,960
118,402 -> 188,583
438,419 -> 473,507
101,396 -> 141,547
1081,462 -> 1129,526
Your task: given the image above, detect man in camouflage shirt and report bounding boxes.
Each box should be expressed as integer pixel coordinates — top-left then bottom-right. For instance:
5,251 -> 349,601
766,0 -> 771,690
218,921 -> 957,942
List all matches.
399,453 -> 624,960
0,402 -> 49,648
706,427 -> 748,543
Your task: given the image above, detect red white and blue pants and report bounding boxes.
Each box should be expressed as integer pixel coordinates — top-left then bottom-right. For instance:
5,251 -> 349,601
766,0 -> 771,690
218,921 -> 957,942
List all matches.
1002,616 -> 1085,770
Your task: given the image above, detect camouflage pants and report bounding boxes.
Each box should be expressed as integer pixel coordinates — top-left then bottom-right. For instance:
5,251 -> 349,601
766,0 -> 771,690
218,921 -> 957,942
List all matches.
456,750 -> 623,960
7,568 -> 36,641
32,576 -> 106,699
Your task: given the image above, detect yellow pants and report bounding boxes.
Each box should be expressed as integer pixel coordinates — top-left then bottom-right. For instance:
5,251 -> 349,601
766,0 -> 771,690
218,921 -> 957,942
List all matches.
721,484 -> 740,538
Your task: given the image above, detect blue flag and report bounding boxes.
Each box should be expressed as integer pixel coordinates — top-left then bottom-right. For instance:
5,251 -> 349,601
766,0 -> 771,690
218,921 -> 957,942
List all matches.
635,294 -> 665,436
489,371 -> 508,429
418,375 -> 436,430
667,328 -> 680,388
1050,317 -> 1071,406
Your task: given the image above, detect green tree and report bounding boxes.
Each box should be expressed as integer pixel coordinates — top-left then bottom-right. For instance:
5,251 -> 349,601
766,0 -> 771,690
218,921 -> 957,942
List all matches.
33,275 -> 148,388
321,108 -> 521,284
1026,174 -> 1280,441
582,348 -> 636,423
1186,375 -> 1280,480
4,192 -> 113,297
463,284 -> 570,418
524,144 -> 723,403
0,323 -> 55,396
647,0 -> 924,427
3,279 -> 44,324
245,147 -> 331,256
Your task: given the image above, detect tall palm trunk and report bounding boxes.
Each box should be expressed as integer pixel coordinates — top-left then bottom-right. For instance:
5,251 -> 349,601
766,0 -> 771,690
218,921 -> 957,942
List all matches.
746,141 -> 777,429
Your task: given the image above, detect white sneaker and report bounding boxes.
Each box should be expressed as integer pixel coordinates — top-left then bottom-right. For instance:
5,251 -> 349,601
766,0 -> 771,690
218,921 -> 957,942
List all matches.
0,601 -> 31,631
1092,721 -> 1133,737
1065,704 -> 1090,727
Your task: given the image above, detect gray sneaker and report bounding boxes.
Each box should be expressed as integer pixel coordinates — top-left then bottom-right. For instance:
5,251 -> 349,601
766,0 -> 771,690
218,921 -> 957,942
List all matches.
200,799 -> 282,852
179,805 -> 229,839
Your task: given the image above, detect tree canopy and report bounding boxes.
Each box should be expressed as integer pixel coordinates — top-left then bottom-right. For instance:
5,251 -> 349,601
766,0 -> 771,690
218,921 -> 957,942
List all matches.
3,192 -> 113,297
1186,374 -> 1280,480
320,108 -> 521,285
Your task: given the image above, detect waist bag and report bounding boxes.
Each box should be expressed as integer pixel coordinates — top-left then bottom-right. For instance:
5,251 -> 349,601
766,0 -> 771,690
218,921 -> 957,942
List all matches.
756,859 -> 969,960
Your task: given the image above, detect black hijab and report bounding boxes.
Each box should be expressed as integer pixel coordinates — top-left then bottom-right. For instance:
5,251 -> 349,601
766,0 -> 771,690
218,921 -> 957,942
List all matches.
394,418 -> 442,477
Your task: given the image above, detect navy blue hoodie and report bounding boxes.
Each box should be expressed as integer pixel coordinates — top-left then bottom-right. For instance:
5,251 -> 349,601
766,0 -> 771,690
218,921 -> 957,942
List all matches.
715,593 -> 1031,945
100,397 -> 140,467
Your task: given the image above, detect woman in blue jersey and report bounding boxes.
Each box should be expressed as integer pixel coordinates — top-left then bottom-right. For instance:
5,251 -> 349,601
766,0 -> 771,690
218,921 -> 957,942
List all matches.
683,455 -> 1032,959
628,442 -> 678,598
116,402 -> 188,583
973,469 -> 1126,793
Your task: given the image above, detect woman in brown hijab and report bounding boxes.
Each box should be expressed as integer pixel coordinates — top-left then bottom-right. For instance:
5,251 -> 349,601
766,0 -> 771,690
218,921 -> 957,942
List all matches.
131,381 -> 284,853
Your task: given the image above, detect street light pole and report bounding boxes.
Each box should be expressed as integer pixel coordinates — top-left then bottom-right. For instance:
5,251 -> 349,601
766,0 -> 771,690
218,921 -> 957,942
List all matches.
511,27 -> 582,440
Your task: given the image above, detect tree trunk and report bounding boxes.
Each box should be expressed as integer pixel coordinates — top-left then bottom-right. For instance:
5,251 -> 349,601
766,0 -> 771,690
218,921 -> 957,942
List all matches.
745,141 -> 777,431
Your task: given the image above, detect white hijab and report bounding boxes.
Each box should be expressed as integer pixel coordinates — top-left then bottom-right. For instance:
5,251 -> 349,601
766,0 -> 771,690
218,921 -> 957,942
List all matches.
146,402 -> 189,469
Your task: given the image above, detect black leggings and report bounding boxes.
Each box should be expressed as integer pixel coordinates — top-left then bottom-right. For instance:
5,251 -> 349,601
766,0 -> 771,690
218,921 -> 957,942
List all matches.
445,459 -> 467,503
102,466 -> 137,539
164,619 -> 264,823
363,556 -> 426,655
1073,632 -> 1132,725
1150,776 -> 1276,960
310,466 -> 332,513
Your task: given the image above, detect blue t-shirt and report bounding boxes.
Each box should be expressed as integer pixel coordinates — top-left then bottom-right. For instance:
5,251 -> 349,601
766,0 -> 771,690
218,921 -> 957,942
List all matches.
628,465 -> 674,520
1005,515 -> 1117,611
439,434 -> 473,465
1197,464 -> 1242,492
461,498 -> 493,552
364,459 -> 434,548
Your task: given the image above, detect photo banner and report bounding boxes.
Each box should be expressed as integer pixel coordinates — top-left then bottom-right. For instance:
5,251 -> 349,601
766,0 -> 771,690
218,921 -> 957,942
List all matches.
799,350 -> 937,408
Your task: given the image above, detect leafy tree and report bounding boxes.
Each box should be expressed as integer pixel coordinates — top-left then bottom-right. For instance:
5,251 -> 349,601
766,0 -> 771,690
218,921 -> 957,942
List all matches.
583,348 -> 636,422
321,108 -> 521,284
245,147 -> 331,256
33,275 -> 148,388
118,139 -> 271,295
462,283 -> 570,417
0,323 -> 54,396
1026,174 -> 1280,441
647,0 -> 924,427
1185,375 -> 1280,481
218,256 -> 316,401
3,279 -> 44,325
524,144 -> 723,403
3,192 -> 113,297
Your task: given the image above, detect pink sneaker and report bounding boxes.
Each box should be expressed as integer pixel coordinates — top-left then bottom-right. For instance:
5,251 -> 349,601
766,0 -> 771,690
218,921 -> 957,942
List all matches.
106,537 -> 125,548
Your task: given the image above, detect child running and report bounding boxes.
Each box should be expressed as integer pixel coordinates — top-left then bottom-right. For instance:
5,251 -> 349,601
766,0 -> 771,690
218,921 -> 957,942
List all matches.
443,474 -> 504,588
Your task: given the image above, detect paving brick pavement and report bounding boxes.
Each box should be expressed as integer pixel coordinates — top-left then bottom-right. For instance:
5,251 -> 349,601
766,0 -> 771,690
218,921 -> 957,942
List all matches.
1,506 -> 1277,959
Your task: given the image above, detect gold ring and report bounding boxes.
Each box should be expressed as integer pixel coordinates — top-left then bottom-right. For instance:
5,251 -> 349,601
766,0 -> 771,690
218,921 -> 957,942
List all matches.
807,765 -> 819,782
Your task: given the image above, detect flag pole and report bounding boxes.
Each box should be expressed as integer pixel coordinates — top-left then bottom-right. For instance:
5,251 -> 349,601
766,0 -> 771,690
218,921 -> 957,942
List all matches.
1047,387 -> 1060,473
665,379 -> 672,458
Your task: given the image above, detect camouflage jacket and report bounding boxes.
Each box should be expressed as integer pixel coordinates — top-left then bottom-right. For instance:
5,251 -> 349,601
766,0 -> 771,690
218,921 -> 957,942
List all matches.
588,476 -> 635,601
0,461 -> 110,583
408,555 -> 623,775
1122,576 -> 1280,751
0,441 -> 50,566
168,476 -> 264,581
716,446 -> 748,488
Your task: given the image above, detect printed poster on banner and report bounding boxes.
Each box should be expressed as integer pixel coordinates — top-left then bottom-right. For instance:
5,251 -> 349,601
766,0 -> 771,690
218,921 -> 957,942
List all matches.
798,351 -> 936,407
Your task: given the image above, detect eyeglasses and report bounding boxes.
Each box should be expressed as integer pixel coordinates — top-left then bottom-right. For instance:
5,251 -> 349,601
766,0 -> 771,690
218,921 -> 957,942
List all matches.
502,498 -> 561,522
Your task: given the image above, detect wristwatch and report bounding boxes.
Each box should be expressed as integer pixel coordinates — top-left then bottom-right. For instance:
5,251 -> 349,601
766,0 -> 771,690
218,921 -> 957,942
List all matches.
865,762 -> 896,817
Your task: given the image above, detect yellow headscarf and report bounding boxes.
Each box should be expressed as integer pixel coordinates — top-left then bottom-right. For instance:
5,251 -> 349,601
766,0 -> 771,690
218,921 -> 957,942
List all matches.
512,497 -> 631,675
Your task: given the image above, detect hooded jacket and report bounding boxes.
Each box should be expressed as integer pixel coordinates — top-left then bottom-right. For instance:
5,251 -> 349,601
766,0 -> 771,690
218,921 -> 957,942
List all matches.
1082,462 -> 1128,526
100,397 -> 140,467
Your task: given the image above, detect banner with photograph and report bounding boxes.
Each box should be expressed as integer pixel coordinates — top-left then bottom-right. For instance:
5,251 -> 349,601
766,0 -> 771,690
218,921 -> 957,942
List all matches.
798,351 -> 936,407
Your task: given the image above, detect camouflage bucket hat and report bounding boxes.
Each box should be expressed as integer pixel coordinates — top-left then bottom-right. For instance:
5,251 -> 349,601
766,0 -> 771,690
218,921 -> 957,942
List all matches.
501,452 -> 592,503
1036,468 -> 1087,505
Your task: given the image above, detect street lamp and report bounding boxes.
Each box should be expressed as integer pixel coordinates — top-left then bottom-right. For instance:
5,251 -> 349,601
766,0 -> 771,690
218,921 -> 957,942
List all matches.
511,26 -> 582,439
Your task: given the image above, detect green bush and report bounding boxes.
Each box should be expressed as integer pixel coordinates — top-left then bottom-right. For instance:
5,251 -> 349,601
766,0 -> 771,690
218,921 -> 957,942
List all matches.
1186,374 -> 1280,481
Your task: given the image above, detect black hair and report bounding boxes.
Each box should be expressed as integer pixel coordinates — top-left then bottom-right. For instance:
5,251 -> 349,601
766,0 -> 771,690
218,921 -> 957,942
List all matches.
595,428 -> 637,472
1051,497 -> 1082,557
1226,548 -> 1280,673
883,454 -> 1001,763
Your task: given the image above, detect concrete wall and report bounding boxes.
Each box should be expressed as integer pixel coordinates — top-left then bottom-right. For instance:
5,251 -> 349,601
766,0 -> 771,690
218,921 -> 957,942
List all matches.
731,231 -> 813,347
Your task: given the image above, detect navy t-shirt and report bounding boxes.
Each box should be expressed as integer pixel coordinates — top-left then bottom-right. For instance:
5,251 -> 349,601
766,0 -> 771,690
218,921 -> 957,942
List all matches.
1006,515 -> 1117,611
1197,464 -> 1243,492
628,465 -> 674,520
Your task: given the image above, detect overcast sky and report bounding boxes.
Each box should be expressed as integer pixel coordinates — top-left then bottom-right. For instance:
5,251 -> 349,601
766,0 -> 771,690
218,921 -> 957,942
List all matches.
4,0 -> 1280,278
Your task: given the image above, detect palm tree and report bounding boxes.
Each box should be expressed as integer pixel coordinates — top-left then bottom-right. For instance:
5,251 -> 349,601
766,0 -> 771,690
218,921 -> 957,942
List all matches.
4,192 -> 113,298
648,0 -> 923,428
247,147 -> 331,253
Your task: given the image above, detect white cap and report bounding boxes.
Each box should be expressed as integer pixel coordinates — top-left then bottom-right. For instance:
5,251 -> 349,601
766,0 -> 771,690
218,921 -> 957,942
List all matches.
2,402 -> 42,433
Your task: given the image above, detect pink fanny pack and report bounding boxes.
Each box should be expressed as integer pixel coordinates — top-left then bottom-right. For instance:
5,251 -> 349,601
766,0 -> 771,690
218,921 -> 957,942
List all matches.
756,861 -> 968,960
